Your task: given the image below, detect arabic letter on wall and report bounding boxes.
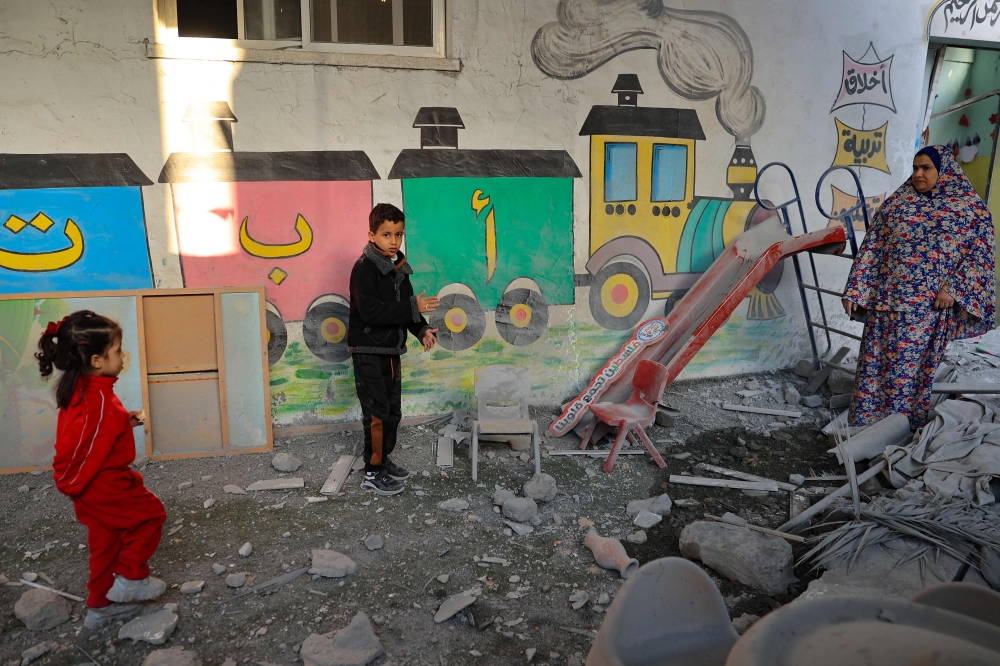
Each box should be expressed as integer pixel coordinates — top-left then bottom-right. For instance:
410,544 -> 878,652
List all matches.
826,185 -> 885,231
831,119 -> 891,173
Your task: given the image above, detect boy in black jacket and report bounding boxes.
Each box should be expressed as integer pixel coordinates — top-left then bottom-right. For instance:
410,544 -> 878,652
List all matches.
348,203 -> 438,495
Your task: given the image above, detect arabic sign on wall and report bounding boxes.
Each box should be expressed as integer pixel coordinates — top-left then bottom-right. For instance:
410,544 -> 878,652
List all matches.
928,0 -> 1000,41
831,50 -> 895,113
825,185 -> 885,231
831,119 -> 890,173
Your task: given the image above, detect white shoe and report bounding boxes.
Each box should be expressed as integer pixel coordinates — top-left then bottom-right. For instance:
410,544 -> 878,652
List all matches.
104,575 -> 166,603
84,603 -> 141,629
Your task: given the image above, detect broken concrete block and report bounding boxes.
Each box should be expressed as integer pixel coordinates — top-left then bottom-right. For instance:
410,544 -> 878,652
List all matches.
597,592 -> 611,605
14,588 -> 71,631
119,609 -> 179,645
223,485 -> 246,495
18,485 -> 29,493
179,580 -> 204,595
633,510 -> 662,529
364,534 -> 384,551
177,481 -> 194,490
246,478 -> 304,491
522,473 -> 557,502
272,452 -> 303,472
828,372 -> 855,395
238,542 -> 252,557
732,613 -> 760,635
654,410 -> 674,428
435,593 -> 477,623
212,563 -> 226,575
505,520 -> 534,536
679,521 -> 795,595
829,394 -> 852,410
827,412 -> 911,463
502,497 -> 538,523
626,531 -> 647,544
626,494 -> 672,518
793,359 -> 815,378
203,498 -> 216,509
783,386 -> 801,406
493,488 -> 516,506
20,641 -> 58,666
141,647 -> 203,666
225,572 -> 246,588
436,574 -> 450,584
300,612 -> 384,666
309,550 -> 357,578
568,590 -> 589,610
439,498 -> 470,512
788,473 -> 805,486
802,394 -> 824,408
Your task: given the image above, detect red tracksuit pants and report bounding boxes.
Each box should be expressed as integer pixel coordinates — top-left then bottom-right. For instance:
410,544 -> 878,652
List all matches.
72,469 -> 166,608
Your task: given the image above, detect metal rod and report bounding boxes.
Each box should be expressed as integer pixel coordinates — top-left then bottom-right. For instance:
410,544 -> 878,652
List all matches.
806,320 -> 863,341
800,284 -> 847,298
930,89 -> 1000,120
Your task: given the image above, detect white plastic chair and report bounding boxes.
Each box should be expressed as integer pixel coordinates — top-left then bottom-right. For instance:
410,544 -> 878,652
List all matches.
471,365 -> 541,482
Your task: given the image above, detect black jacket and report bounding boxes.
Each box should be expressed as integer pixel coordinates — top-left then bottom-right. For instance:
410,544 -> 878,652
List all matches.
348,243 -> 431,355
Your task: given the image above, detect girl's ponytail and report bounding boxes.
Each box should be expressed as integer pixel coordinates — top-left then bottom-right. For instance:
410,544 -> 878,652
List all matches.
35,311 -> 123,409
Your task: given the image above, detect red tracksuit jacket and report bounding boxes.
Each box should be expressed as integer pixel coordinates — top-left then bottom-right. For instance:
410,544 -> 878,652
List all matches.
52,375 -> 136,498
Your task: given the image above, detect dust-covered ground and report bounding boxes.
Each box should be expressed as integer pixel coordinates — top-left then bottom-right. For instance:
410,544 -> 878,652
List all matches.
2,339 -> 997,666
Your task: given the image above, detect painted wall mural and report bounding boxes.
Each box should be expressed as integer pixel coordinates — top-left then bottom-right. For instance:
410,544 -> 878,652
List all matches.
831,119 -> 890,172
831,47 -> 896,113
0,154 -> 154,293
826,185 -> 885,231
928,0 -> 1000,40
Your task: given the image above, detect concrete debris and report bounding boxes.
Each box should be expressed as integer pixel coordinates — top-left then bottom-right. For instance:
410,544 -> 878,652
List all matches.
632,510 -> 662,529
522,473 -> 558,502
203,498 -> 216,509
179,580 -> 204,595
177,481 -> 194,490
493,488 -> 516,506
626,531 -> 647,544
526,647 -> 537,663
364,535 -> 384,551
141,647 -> 203,666
828,372 -> 855,395
225,573 -> 246,588
435,592 -> 477,623
674,498 -> 701,507
732,613 -> 760,635
502,497 -> 538,523
802,394 -> 824,408
829,394 -> 852,410
596,592 -> 611,605
20,641 -> 58,665
439,498 -> 470,512
245,478 -> 304,491
504,520 -> 534,536
793,359 -> 815,378
119,609 -> 179,645
18,485 -> 29,493
321,455 -> 356,496
722,403 -> 801,418
239,543 -> 252,557
14,588 -> 71,630
223,485 -> 246,495
212,563 -> 226,575
788,473 -> 806,485
827,412 -> 911,463
436,437 -> 454,468
437,574 -> 450,584
306,496 -> 328,504
790,492 -> 811,519
568,590 -> 589,610
679,521 -> 795,596
669,475 -> 779,492
309,550 -> 358,578
272,452 -> 303,472
625,493 -> 672,517
300,612 -> 384,666
654,410 -> 674,427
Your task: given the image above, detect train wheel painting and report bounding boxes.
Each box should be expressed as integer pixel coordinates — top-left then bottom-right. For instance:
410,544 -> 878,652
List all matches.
265,304 -> 287,366
303,301 -> 351,363
496,287 -> 548,346
430,292 -> 486,351
663,289 -> 688,317
743,206 -> 786,320
590,262 -> 651,330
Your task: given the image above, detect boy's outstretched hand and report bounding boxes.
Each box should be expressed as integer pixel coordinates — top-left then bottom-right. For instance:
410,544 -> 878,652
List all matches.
416,290 -> 440,313
129,410 -> 145,427
421,328 -> 438,351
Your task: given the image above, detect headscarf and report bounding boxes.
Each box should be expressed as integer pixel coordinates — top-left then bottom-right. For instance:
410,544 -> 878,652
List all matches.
843,146 -> 996,335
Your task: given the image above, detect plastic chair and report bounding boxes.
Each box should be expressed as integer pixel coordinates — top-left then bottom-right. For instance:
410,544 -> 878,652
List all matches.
578,359 -> 668,473
471,365 -> 541,482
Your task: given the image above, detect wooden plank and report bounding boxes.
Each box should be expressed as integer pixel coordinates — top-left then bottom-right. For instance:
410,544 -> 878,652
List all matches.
668,475 -> 779,492
136,294 -> 153,457
931,383 -> 1000,394
694,463 -> 797,491
805,346 -> 850,394
722,404 -> 802,418
142,294 -> 218,374
148,374 -> 224,455
321,455 -> 355,495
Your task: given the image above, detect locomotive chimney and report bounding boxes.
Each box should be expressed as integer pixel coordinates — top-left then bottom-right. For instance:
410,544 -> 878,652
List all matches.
183,101 -> 237,152
727,144 -> 758,201
413,107 -> 464,149
612,74 -> 643,107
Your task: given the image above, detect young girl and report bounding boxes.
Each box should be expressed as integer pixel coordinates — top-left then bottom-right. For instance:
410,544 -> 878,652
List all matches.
37,310 -> 167,629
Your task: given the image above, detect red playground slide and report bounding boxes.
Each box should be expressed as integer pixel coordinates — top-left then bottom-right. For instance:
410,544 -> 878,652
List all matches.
550,217 -> 847,437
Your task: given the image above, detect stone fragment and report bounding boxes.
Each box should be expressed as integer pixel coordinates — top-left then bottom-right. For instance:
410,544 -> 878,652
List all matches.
526,647 -> 537,663
439,498 -> 470,512
502,497 -> 538,523
246,478 -> 304,491
20,641 -> 58,665
223,485 -> 246,495
300,612 -> 384,666
626,531 -> 647,544
829,394 -> 852,410
212,563 -> 226,575
793,359 -> 814,378
802,394 -> 824,408
493,488 -> 515,506
225,573 -> 246,588
238,542 -> 252,557
626,494 -> 672,518
203,498 -> 216,509
597,593 -> 611,605
142,647 -> 203,666
505,520 -> 534,536
14,588 -> 71,631
179,580 -> 204,595
119,609 -> 179,645
674,498 -> 700,508
177,481 -> 194,490
272,452 -> 303,472
436,574 -> 450,584
568,590 -> 589,610
434,593 -> 476,623
679,521 -> 795,595
17,485 -> 29,493
309,550 -> 357,578
633,510 -> 662,529
788,473 -> 805,486
529,515 -> 542,526
654,410 -> 674,427
732,613 -> 760,635
364,535 -> 384,551
522,473 -> 557,502
828,372 -> 855,395
783,386 -> 801,406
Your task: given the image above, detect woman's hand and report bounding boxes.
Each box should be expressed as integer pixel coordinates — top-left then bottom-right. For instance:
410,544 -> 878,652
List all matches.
934,287 -> 956,309
416,290 -> 439,313
842,299 -> 857,317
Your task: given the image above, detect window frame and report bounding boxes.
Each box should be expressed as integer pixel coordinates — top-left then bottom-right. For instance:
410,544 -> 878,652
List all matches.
604,142 -> 638,203
154,0 -> 449,60
650,143 -> 688,203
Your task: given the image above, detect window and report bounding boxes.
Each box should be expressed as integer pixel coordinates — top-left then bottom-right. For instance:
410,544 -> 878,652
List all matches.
604,143 -> 637,202
651,144 -> 687,202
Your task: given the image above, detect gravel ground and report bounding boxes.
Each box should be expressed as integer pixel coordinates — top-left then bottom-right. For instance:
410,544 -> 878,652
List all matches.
2,338 -> 997,666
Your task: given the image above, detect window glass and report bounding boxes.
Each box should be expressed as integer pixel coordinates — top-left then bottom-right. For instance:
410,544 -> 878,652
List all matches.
604,143 -> 637,202
245,0 -> 302,40
335,0 -> 394,44
177,0 -> 238,38
403,0 -> 433,46
651,144 -> 687,202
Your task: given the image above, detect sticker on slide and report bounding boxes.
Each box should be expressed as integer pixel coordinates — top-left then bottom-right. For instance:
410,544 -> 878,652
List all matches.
549,318 -> 670,437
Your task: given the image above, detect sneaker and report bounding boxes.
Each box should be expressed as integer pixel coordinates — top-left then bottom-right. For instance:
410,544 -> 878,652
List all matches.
383,458 -> 411,480
104,575 -> 166,603
84,603 -> 141,629
361,470 -> 404,496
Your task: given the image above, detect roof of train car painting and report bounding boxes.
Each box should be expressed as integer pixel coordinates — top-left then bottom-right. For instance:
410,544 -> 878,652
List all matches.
158,151 -> 380,183
0,154 -> 153,190
579,106 -> 705,140
387,150 -> 581,179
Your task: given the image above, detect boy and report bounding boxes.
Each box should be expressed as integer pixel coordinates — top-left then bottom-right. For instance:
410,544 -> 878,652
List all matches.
348,203 -> 438,495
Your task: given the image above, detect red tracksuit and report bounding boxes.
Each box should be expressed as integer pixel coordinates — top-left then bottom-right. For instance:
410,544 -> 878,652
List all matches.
52,375 -> 166,608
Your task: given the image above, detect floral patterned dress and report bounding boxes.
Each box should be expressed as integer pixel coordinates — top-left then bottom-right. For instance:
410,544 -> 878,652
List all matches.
844,147 -> 996,429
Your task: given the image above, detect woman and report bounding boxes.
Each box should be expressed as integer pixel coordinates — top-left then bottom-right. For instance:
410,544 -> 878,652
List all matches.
842,145 -> 996,430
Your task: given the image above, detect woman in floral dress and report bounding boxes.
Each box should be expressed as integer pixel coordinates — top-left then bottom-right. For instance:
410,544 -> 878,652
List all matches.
842,145 -> 996,430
